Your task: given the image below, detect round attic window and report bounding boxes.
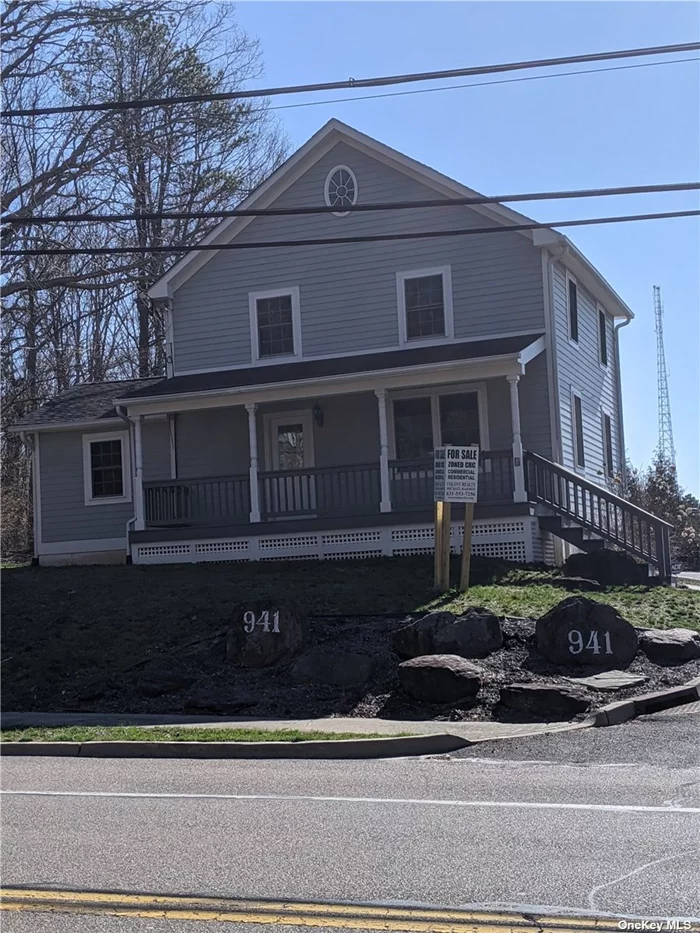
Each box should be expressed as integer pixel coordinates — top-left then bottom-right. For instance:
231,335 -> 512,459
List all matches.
324,165 -> 358,216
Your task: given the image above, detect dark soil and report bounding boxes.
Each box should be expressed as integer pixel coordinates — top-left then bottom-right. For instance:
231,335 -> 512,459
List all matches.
47,615 -> 700,724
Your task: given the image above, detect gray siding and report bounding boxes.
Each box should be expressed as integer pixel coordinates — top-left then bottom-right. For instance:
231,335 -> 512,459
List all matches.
175,407 -> 249,478
39,428 -> 133,544
172,141 -> 544,373
551,261 -> 621,480
519,353 -> 553,458
142,419 -> 171,481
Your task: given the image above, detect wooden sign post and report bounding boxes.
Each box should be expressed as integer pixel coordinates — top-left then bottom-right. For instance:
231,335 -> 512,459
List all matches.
434,445 -> 479,593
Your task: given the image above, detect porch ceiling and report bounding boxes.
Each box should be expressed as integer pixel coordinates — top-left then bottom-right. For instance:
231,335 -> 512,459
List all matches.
120,335 -> 544,415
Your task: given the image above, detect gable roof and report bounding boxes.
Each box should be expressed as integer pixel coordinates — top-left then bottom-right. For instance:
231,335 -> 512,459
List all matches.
147,118 -> 538,301
9,378 -> 164,431
147,118 -> 633,320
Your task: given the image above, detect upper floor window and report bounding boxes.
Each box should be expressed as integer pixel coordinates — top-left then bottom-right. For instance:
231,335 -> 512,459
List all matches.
602,411 -> 614,477
82,431 -> 131,505
249,287 -> 301,362
324,165 -> 358,216
598,306 -> 608,366
397,266 -> 454,346
567,275 -> 579,343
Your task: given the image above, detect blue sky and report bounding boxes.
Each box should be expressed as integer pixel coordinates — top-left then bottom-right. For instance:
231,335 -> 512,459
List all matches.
234,1 -> 700,494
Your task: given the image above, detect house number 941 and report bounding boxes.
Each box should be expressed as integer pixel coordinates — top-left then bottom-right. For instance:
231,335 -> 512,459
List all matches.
568,629 -> 613,655
243,610 -> 281,634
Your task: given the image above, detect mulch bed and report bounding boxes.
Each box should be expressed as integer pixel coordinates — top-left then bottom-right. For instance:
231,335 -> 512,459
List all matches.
53,615 -> 700,724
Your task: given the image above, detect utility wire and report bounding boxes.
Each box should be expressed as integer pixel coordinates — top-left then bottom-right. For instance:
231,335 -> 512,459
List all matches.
4,182 -> 699,226
7,209 -> 699,256
265,56 -> 700,113
3,41 -> 698,117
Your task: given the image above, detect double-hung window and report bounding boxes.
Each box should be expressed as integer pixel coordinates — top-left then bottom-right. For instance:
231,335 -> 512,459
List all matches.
572,392 -> 585,468
567,275 -> 579,344
602,412 -> 614,477
397,266 -> 453,345
598,306 -> 608,366
392,388 -> 485,461
249,287 -> 301,362
83,432 -> 131,505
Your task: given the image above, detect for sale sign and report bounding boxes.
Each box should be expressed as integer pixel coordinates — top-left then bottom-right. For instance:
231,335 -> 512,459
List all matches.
433,445 -> 479,503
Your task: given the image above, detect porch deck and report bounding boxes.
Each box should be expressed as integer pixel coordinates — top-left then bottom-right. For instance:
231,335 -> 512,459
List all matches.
143,450 -> 515,529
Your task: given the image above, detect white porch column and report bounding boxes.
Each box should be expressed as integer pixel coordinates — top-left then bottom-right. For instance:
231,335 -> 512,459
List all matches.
133,415 -> 146,530
507,375 -> 527,502
375,388 -> 392,513
246,403 -> 261,523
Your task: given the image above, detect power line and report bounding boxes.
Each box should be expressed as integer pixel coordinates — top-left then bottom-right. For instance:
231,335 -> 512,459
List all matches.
266,56 -> 700,114
7,209 -> 699,256
3,42 -> 698,118
4,182 -> 699,226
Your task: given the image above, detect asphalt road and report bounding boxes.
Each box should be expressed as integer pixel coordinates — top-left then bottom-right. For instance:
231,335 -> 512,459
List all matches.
2,712 -> 699,932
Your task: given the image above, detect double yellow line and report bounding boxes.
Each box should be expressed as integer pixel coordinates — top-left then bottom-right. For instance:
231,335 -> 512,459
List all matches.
0,887 -> 662,931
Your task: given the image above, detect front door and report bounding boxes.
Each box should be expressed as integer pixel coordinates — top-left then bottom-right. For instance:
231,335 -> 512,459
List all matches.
263,410 -> 316,516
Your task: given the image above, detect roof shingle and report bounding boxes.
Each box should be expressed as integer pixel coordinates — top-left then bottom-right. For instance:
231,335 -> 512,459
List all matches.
10,378 -> 164,429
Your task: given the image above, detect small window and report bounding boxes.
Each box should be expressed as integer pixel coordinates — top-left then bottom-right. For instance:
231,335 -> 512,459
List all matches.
393,397 -> 433,460
439,393 -> 480,447
573,393 -> 585,468
568,277 -> 579,343
324,165 -> 358,216
405,275 -> 445,339
83,432 -> 130,505
603,413 -> 614,477
250,287 -> 301,361
598,308 -> 608,366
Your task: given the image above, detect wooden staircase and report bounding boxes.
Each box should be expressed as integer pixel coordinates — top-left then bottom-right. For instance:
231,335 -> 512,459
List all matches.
524,451 -> 673,582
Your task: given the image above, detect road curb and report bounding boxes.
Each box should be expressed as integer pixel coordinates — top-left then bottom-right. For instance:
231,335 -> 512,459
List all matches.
589,675 -> 700,727
1,732 -> 475,760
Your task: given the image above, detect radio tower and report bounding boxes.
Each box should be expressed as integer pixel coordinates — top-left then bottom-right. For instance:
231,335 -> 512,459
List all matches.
653,285 -> 676,467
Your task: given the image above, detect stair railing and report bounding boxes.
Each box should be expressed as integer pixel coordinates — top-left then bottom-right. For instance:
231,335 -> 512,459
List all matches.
524,451 -> 673,582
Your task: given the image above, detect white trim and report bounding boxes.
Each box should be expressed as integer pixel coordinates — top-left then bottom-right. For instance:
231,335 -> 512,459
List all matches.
566,271 -> 579,346
248,286 -> 302,364
597,302 -> 609,369
82,431 -> 132,506
32,433 -> 42,556
396,265 -> 454,347
147,119 -> 537,300
8,418 -> 124,434
168,414 -> 177,479
246,403 -> 261,523
170,330 -> 544,378
387,382 -> 490,459
323,164 -> 359,218
37,536 -> 127,556
541,249 -> 562,464
262,408 -> 315,471
374,389 -> 391,513
570,388 -> 585,471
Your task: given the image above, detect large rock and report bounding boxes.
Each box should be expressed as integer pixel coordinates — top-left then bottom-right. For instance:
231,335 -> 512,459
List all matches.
536,596 -> 638,669
563,550 -> 649,587
226,601 -> 307,668
398,654 -> 483,704
288,649 -> 374,687
565,670 -> 648,691
639,628 -> 700,665
393,607 -> 503,660
500,683 -> 591,719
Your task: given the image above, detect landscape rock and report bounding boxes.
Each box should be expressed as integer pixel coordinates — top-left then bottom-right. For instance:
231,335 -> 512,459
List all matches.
226,601 -> 307,668
563,550 -> 649,587
639,628 -> 700,665
136,672 -> 196,698
499,682 -> 591,719
536,596 -> 638,669
288,649 -> 374,687
547,576 -> 602,592
393,607 -> 503,660
398,654 -> 483,704
564,670 -> 648,691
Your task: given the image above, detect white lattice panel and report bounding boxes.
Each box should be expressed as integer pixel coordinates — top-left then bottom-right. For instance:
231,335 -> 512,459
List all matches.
259,535 -> 317,551
195,540 -> 249,555
473,541 -> 528,561
322,531 -> 382,546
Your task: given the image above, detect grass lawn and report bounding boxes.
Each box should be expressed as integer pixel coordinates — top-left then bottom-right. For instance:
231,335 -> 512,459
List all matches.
1,726 -> 397,743
2,556 -> 698,711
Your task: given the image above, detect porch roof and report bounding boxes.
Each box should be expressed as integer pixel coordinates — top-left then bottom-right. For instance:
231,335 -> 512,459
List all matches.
122,334 -> 544,405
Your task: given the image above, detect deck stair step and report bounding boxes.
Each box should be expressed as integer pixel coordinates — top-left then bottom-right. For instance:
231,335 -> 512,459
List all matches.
538,515 -> 606,553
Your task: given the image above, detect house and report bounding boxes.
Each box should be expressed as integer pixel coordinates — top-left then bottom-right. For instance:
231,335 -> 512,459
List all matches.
10,119 -> 672,577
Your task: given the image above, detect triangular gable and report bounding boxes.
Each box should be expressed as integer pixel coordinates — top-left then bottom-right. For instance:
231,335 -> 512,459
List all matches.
147,118 -> 539,299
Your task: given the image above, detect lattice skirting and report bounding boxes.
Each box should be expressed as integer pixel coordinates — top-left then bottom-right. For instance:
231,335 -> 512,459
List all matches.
133,517 -> 549,566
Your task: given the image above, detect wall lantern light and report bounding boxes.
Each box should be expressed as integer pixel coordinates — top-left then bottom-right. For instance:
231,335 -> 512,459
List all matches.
312,403 -> 324,428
